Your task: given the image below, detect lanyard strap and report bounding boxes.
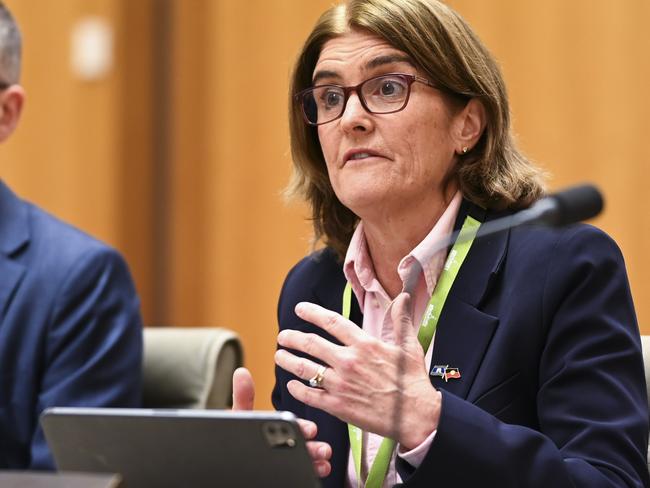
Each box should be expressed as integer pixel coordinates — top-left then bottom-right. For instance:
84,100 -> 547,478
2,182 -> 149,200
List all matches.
345,215 -> 480,488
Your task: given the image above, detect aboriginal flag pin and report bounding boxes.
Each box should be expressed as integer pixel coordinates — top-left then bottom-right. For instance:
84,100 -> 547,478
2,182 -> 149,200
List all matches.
444,367 -> 461,382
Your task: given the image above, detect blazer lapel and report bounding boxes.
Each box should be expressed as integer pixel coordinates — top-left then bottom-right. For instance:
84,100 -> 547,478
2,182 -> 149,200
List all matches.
0,180 -> 30,321
0,256 -> 25,322
428,200 -> 509,399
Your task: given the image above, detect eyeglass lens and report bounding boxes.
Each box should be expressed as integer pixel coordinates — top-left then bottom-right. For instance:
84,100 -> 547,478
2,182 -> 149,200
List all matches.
302,74 -> 411,125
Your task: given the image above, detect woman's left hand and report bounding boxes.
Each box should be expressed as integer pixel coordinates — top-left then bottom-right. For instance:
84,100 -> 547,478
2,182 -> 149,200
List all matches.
274,292 -> 442,450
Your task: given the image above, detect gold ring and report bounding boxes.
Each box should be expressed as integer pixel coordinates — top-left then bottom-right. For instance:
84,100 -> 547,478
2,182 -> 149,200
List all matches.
308,365 -> 327,389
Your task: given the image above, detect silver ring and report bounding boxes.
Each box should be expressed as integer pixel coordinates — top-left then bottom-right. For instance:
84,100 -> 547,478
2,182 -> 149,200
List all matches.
308,365 -> 327,389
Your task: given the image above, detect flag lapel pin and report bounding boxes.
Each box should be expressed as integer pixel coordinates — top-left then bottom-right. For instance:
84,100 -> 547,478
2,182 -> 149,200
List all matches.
444,367 -> 461,382
431,365 -> 461,382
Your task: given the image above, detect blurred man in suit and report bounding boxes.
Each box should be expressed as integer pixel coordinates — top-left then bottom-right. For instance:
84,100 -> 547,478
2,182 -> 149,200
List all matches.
0,2 -> 143,469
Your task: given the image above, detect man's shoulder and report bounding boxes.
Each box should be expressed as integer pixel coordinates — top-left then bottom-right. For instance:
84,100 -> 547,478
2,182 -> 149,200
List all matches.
0,189 -> 139,335
18,198 -> 127,281
0,182 -> 114,261
26,202 -> 117,264
27,201 -> 109,252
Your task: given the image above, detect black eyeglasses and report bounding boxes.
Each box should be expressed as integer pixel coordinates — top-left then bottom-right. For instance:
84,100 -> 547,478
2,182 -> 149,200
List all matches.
295,73 -> 436,126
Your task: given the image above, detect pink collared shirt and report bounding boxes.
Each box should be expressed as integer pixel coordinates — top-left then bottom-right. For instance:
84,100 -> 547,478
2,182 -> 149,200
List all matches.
343,191 -> 462,488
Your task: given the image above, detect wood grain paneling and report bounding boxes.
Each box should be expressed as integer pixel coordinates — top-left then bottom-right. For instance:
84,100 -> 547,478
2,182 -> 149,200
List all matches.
165,0 -> 325,408
113,0 -> 156,323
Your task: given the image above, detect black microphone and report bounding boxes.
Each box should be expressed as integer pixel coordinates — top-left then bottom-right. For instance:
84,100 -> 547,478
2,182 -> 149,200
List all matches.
462,183 -> 605,243
510,183 -> 604,227
402,184 -> 604,294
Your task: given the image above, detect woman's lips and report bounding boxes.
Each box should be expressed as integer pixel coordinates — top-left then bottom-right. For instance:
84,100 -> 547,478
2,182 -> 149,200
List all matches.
343,149 -> 387,164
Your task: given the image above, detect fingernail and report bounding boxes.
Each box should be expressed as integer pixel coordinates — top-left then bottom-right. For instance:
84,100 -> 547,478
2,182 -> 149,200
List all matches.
317,464 -> 328,477
273,349 -> 283,363
318,446 -> 328,457
277,330 -> 288,344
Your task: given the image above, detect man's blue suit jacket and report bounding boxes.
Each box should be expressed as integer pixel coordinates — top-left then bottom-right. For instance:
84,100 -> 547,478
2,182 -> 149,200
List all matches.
273,200 -> 650,487
0,180 -> 143,469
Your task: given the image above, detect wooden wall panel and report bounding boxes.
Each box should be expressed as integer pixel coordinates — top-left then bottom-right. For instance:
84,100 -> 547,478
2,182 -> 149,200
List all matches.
114,0 -> 156,323
200,0 -> 332,409
166,1 -> 327,408
164,0 -> 212,326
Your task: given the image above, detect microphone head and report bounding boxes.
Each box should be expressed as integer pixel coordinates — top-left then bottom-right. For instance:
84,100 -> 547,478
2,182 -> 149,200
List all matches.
546,184 -> 604,226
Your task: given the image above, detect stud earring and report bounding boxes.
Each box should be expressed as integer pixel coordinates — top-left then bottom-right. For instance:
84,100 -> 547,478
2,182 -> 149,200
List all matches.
461,146 -> 469,154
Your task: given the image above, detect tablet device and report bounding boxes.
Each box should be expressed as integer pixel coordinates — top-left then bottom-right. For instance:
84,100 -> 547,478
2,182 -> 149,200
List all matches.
41,408 -> 320,488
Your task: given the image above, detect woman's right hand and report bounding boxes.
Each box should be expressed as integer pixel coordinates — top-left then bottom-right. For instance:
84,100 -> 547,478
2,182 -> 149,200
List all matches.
231,367 -> 332,478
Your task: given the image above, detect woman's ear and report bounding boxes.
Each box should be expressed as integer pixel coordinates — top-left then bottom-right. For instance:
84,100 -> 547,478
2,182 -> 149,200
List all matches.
453,98 -> 486,155
0,84 -> 25,143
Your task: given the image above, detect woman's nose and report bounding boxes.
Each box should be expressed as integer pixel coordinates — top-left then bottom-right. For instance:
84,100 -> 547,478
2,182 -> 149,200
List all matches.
339,92 -> 373,133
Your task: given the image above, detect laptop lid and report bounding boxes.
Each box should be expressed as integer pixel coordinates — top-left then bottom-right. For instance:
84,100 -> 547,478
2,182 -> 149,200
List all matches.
41,407 -> 320,488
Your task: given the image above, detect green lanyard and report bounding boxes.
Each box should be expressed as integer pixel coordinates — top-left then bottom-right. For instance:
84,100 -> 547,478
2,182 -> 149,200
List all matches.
344,215 -> 481,488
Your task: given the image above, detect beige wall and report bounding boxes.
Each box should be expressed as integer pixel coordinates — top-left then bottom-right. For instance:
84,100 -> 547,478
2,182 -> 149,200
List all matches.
2,0 -> 649,409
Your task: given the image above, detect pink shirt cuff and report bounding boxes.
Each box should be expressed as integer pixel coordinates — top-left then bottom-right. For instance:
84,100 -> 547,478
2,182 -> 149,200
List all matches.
397,429 -> 437,468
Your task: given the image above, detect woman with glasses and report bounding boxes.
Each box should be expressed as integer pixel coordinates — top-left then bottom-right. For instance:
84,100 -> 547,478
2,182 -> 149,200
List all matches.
234,0 -> 649,486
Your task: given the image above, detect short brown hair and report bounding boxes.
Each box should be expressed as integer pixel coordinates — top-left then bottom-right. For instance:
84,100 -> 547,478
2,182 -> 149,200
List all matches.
287,0 -> 546,259
0,2 -> 21,84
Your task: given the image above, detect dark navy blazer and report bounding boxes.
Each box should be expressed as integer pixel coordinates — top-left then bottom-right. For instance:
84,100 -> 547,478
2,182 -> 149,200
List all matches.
273,200 -> 650,487
0,180 -> 143,469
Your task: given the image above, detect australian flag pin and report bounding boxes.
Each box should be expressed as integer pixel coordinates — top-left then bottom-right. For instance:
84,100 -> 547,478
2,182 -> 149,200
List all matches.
431,365 -> 461,382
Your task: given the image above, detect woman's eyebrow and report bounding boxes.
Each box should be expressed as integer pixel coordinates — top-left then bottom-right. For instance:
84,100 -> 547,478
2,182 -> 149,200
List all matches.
312,69 -> 340,85
366,54 -> 415,70
311,54 -> 415,85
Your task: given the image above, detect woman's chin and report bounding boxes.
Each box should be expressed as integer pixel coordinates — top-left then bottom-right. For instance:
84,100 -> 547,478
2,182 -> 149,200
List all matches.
338,191 -> 394,219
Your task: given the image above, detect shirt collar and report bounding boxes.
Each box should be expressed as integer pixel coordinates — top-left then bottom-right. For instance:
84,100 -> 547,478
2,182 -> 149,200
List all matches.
343,190 -> 463,305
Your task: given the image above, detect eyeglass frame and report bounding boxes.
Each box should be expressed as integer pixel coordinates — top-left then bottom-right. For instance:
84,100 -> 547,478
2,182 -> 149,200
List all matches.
294,72 -> 437,126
